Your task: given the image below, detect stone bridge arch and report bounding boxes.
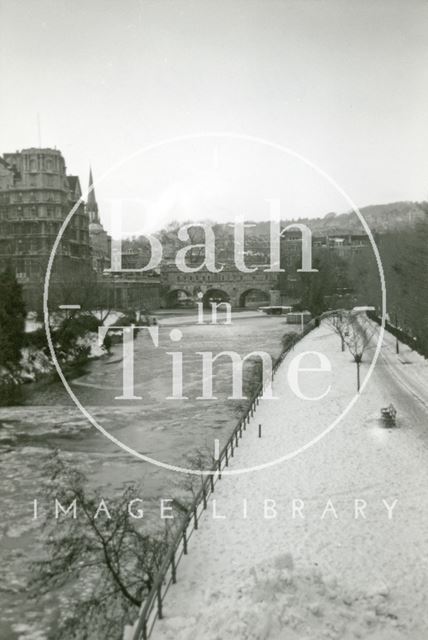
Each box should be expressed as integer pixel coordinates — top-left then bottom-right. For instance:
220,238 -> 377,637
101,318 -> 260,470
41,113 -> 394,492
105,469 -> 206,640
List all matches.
202,287 -> 231,308
165,288 -> 193,307
238,287 -> 270,308
161,264 -> 279,308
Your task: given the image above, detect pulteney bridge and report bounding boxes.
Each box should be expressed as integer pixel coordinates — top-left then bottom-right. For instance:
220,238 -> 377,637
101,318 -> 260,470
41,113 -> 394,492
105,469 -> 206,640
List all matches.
161,261 -> 280,308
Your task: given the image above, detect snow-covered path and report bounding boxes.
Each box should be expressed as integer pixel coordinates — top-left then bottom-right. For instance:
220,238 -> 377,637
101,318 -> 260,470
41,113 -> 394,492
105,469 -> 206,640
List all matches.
149,323 -> 428,640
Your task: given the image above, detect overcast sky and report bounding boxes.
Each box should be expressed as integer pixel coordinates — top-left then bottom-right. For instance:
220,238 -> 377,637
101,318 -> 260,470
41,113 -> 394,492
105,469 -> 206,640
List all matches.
1,0 -> 428,234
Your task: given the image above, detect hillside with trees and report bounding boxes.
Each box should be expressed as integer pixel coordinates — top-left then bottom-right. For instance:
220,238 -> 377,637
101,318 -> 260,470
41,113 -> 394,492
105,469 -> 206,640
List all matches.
347,211 -> 428,355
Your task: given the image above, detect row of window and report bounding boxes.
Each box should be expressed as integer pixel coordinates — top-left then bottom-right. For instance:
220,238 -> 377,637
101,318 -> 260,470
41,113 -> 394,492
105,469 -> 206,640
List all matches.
20,155 -> 64,174
0,205 -> 64,219
0,190 -> 66,204
0,219 -> 88,233
0,236 -> 87,251
172,272 -> 274,283
0,208 -> 88,226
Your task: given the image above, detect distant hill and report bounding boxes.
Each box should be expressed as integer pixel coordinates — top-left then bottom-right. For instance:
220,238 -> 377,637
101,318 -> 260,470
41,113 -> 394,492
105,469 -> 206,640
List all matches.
127,201 -> 428,252
241,201 -> 428,238
309,201 -> 427,234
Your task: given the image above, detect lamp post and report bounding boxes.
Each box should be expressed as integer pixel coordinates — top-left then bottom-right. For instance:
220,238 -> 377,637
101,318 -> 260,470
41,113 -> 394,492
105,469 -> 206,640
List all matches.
355,353 -> 362,392
395,309 -> 400,355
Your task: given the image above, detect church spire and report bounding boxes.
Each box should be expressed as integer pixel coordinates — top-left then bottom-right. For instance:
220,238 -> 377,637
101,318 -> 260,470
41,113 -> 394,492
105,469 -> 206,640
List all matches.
87,166 -> 99,223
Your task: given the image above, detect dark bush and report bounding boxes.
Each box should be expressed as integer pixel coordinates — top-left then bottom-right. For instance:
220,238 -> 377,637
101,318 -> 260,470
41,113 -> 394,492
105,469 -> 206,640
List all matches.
0,379 -> 22,406
24,328 -> 49,351
56,314 -> 102,352
281,331 -> 299,351
367,311 -> 427,358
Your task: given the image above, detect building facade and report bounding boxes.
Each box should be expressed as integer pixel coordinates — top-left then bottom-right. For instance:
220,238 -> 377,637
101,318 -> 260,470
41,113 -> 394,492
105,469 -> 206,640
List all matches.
0,148 -> 92,310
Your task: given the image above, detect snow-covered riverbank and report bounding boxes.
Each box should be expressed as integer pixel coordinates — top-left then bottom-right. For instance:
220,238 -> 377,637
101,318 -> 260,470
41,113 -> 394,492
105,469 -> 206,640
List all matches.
0,310 -> 116,405
141,321 -> 428,640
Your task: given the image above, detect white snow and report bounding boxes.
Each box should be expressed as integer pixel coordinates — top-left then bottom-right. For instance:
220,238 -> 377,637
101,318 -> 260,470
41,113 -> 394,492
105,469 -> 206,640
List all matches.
10,330 -> 107,384
20,347 -> 52,381
24,319 -> 43,333
135,321 -> 428,640
149,554 -> 404,640
75,331 -> 107,358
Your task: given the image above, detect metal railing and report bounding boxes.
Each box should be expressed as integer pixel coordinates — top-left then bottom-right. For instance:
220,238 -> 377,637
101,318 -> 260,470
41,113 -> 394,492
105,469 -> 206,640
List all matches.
131,319 -> 318,640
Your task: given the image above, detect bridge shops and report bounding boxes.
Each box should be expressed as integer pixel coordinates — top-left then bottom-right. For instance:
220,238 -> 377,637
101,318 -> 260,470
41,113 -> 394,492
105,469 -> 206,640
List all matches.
160,261 -> 280,308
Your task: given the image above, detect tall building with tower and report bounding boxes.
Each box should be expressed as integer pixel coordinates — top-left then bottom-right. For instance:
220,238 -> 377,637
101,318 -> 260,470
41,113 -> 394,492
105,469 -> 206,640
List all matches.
0,148 -> 92,310
86,168 -> 111,272
84,168 -> 160,310
0,148 -> 161,313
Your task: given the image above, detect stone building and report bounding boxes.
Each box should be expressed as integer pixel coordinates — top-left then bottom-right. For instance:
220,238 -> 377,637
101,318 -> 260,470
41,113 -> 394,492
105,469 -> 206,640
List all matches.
0,148 -> 92,310
84,171 -> 160,310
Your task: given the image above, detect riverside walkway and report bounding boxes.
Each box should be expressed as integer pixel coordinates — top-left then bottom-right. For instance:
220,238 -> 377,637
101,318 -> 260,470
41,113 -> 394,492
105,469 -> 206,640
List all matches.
132,322 -> 428,640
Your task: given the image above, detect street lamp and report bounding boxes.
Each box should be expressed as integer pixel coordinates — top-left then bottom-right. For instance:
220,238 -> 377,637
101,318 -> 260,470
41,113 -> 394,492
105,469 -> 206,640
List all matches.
354,353 -> 362,392
394,309 -> 400,355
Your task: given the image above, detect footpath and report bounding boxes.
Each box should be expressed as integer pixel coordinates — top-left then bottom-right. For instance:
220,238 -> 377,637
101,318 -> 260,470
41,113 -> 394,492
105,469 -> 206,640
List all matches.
143,321 -> 428,640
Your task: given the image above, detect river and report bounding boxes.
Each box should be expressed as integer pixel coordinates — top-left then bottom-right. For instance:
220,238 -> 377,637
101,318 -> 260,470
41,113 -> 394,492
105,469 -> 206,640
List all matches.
0,311 -> 293,639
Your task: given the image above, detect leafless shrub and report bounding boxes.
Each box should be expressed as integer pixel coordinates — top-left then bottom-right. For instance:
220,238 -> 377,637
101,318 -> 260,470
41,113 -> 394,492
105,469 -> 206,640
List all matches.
343,313 -> 376,390
325,311 -> 349,352
30,451 -> 169,640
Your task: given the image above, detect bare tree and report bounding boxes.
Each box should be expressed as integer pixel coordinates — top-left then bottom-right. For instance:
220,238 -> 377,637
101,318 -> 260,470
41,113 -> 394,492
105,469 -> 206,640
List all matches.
325,310 -> 349,352
344,313 -> 376,391
30,451 -> 169,640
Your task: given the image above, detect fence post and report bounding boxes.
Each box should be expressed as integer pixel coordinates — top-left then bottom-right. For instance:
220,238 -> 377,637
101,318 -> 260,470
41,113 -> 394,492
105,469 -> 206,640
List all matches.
193,506 -> 198,530
171,552 -> 177,584
258,423 -> 262,438
231,441 -> 234,457
235,431 -> 239,447
182,527 -> 188,554
218,459 -> 222,480
225,447 -> 229,466
157,584 -> 163,619
202,484 -> 207,509
210,473 -> 214,492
